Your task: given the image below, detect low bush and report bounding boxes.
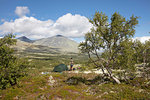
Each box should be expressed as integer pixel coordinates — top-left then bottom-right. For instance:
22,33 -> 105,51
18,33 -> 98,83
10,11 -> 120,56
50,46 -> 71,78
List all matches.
0,34 -> 29,89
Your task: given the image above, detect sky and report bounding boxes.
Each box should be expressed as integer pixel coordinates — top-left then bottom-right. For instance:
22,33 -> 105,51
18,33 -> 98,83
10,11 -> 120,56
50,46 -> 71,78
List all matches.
0,0 -> 150,42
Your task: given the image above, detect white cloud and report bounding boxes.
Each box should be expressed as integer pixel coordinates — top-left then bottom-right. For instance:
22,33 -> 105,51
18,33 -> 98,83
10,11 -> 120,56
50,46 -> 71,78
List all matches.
1,19 -> 5,22
0,16 -> 54,38
53,13 -> 92,37
15,6 -> 30,17
0,13 -> 92,39
133,36 -> 150,43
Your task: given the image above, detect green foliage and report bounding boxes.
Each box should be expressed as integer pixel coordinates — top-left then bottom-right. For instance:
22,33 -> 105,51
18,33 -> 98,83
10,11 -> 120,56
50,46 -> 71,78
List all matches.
79,12 -> 138,54
134,39 -> 150,64
144,40 -> 150,65
133,39 -> 150,79
133,40 -> 144,63
0,34 -> 29,89
115,39 -> 137,74
79,11 -> 139,81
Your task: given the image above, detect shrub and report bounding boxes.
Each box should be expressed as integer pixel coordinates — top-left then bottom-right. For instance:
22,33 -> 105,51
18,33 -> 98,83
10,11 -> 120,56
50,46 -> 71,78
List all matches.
0,34 -> 29,89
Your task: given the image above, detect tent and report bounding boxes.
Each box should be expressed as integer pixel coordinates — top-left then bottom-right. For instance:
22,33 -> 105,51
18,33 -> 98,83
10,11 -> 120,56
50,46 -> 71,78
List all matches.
52,64 -> 68,72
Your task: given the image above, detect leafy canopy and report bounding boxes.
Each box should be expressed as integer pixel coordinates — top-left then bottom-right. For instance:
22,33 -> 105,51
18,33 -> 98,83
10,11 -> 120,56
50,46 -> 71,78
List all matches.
0,34 -> 29,89
79,12 -> 138,82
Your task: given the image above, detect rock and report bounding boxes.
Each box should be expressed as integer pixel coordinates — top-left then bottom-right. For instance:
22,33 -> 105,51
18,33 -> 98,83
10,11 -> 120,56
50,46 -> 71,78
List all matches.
83,71 -> 92,74
48,75 -> 56,86
41,72 -> 50,75
139,89 -> 144,92
37,94 -> 47,100
66,77 -> 78,85
53,96 -> 62,100
13,96 -> 19,100
110,91 -> 115,93
103,92 -> 108,95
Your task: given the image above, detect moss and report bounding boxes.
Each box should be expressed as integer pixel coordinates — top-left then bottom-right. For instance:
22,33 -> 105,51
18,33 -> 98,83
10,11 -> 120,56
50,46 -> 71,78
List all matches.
129,77 -> 150,90
2,88 -> 25,100
32,76 -> 47,87
100,84 -> 150,100
52,73 -> 63,78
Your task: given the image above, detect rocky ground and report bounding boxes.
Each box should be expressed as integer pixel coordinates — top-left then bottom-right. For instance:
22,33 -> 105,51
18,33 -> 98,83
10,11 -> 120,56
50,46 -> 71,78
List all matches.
0,69 -> 150,100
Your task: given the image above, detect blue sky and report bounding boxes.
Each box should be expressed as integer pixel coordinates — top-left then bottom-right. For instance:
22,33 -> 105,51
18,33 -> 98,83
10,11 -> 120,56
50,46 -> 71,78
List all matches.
0,0 -> 150,42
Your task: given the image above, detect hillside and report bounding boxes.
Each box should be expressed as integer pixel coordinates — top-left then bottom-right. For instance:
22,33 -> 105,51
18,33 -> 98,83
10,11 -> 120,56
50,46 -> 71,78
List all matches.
16,35 -> 79,54
33,35 -> 79,53
12,40 -> 62,59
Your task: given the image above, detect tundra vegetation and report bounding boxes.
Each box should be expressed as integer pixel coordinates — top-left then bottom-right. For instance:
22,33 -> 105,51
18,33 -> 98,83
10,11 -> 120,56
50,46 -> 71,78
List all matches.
0,12 -> 150,99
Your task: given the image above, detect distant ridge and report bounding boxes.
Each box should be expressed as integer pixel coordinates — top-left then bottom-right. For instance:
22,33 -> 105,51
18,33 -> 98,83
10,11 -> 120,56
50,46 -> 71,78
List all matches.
17,36 -> 33,43
56,35 -> 63,37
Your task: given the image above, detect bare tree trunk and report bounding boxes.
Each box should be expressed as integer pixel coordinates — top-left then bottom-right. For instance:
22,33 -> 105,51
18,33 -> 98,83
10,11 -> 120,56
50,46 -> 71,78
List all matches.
105,64 -> 121,84
88,52 -> 121,84
100,64 -> 106,75
112,76 -> 121,84
88,52 -> 105,74
123,71 -> 128,82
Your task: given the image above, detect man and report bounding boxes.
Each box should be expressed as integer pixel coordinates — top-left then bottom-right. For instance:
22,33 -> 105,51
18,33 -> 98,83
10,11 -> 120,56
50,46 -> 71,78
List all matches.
70,58 -> 74,71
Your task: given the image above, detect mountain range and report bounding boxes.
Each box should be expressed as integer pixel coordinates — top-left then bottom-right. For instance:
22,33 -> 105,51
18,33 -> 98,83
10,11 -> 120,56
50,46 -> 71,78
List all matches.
16,35 -> 79,54
17,36 -> 33,43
